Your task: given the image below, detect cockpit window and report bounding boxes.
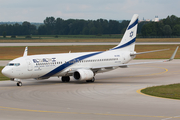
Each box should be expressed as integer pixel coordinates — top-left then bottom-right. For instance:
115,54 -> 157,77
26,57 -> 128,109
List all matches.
7,63 -> 14,66
7,63 -> 20,66
14,63 -> 20,66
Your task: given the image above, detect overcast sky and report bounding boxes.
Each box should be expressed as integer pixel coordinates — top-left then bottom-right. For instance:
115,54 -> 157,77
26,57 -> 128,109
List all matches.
0,0 -> 179,22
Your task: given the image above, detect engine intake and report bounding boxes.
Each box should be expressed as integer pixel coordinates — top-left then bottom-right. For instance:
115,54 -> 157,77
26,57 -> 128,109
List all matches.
73,69 -> 94,81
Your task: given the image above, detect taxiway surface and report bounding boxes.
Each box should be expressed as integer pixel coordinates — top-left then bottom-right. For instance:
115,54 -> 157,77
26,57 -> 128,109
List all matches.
0,60 -> 180,120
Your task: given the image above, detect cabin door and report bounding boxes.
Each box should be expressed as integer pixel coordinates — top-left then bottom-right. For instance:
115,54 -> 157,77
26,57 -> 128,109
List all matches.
26,59 -> 33,71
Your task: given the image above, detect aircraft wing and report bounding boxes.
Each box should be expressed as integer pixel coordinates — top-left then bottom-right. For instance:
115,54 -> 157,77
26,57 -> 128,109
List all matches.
67,46 -> 178,74
90,60 -> 165,71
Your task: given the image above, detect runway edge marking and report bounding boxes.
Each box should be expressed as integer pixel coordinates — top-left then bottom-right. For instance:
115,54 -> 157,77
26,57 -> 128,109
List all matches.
134,66 -> 168,77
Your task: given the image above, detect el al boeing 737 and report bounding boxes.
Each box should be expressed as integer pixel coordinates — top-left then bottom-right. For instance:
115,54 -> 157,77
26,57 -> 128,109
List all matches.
1,14 -> 179,86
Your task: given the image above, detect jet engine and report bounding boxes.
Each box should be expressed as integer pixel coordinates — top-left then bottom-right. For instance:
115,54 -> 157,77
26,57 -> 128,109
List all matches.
73,69 -> 94,81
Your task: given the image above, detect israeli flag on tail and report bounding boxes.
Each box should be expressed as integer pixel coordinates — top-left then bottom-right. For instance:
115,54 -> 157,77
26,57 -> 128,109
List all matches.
111,14 -> 138,52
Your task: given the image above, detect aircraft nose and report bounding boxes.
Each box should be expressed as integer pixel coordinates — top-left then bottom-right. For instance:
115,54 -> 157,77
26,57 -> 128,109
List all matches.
1,67 -> 11,78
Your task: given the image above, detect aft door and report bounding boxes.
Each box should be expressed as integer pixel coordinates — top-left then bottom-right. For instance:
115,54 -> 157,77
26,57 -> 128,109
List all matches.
26,59 -> 33,71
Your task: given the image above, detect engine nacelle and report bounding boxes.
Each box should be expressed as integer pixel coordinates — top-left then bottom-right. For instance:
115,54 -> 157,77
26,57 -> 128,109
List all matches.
73,69 -> 94,81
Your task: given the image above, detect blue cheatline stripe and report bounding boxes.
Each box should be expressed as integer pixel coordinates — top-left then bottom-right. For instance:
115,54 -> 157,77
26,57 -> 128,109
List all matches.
127,19 -> 138,30
110,37 -> 136,50
39,51 -> 103,79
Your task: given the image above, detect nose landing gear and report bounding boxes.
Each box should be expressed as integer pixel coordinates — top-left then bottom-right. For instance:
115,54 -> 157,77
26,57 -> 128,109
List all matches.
11,78 -> 23,87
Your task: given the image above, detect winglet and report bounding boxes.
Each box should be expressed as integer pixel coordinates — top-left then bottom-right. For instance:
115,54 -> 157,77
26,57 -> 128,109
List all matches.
167,46 -> 179,61
23,46 -> 28,57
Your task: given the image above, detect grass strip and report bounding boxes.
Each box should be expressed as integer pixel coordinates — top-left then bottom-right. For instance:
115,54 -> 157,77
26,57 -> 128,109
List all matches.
0,66 -> 9,81
0,38 -> 180,43
0,45 -> 179,60
141,84 -> 180,100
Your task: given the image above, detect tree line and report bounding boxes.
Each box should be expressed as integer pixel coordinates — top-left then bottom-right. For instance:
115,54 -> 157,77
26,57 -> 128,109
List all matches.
0,17 -> 130,36
39,17 -> 132,35
0,22 -> 37,36
0,15 -> 179,37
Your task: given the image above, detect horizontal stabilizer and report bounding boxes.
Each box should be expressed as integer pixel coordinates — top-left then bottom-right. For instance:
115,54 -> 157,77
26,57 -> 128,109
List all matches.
130,49 -> 169,56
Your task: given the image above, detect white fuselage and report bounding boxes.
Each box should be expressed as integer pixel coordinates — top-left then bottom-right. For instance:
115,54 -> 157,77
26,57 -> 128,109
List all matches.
2,50 -> 134,80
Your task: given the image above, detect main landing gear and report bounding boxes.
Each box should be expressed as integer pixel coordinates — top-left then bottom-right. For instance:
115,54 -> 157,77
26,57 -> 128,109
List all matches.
61,76 -> 70,82
17,81 -> 22,86
86,77 -> 95,83
61,76 -> 95,83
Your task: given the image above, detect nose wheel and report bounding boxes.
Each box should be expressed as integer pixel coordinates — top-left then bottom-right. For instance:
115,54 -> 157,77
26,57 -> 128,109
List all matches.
17,82 -> 22,86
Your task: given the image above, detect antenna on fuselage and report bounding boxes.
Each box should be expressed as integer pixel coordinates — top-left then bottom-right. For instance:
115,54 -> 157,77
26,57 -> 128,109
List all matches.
23,46 -> 28,57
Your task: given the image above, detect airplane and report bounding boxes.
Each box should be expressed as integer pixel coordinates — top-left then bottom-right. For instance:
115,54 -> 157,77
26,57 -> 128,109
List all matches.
1,14 -> 179,87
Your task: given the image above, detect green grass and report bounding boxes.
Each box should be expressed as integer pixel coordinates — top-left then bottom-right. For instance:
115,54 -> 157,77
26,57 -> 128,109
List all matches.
141,84 -> 180,100
0,66 -> 9,81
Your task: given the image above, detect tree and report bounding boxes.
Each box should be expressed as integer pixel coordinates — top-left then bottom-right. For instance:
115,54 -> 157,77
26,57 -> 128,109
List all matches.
2,31 -> 6,38
44,17 -> 56,27
21,21 -> 37,35
163,25 -> 172,36
38,25 -> 47,35
44,17 -> 56,34
82,27 -> 89,35
141,23 -> 156,36
172,24 -> 180,36
108,20 -> 120,34
13,23 -> 23,35
89,27 -> 98,35
22,21 -> 31,35
155,22 -> 164,36
55,18 -> 64,34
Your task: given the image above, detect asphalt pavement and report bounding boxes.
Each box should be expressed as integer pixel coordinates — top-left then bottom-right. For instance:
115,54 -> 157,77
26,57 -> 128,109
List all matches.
0,60 -> 180,120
